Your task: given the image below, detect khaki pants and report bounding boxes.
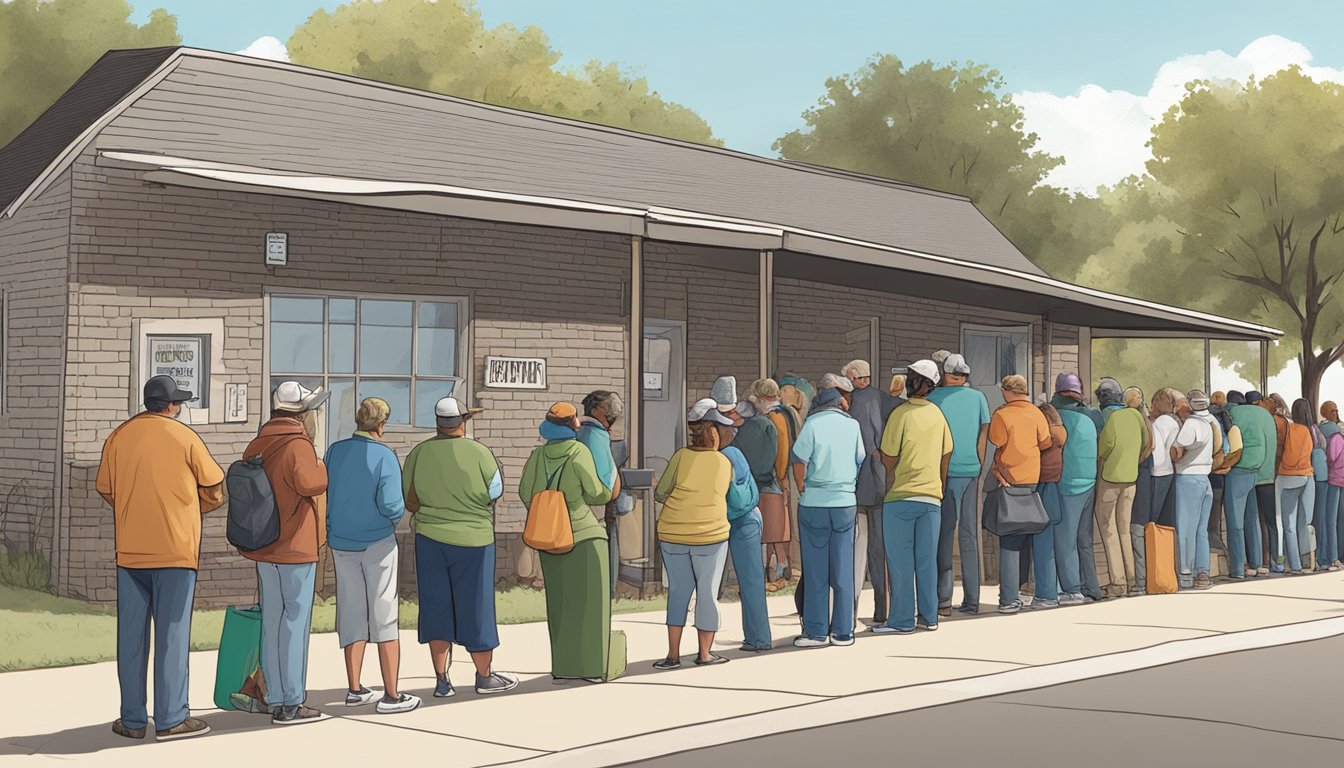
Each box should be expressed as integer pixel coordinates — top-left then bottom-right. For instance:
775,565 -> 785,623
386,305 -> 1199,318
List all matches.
1095,480 -> 1137,590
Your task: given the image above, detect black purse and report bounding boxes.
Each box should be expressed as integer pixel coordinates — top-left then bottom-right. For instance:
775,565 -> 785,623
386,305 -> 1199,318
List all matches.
982,484 -> 1050,539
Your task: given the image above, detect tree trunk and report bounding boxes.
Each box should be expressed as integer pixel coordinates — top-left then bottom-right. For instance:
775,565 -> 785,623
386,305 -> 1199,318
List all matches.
1301,354 -> 1327,416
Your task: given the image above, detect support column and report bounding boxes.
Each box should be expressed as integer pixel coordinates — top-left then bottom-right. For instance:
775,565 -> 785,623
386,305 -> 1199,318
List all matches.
1204,338 -> 1212,395
1079,327 -> 1093,399
1043,320 -> 1054,396
627,235 -> 643,468
1260,339 -> 1270,394
759,250 -> 773,379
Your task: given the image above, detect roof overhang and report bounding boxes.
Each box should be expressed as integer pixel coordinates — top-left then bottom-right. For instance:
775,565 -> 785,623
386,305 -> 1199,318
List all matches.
97,150 -> 1282,343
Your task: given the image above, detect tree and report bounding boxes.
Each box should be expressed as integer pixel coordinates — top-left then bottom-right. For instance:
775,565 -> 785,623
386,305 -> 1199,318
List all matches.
287,0 -> 718,146
0,0 -> 180,147
773,55 -> 1113,280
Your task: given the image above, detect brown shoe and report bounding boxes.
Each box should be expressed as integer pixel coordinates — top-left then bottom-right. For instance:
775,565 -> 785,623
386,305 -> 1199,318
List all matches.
112,719 -> 146,740
1193,573 -> 1212,590
156,717 -> 211,741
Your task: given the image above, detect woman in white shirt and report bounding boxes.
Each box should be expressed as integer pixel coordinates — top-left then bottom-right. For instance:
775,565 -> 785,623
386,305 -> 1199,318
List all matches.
1172,390 -> 1219,590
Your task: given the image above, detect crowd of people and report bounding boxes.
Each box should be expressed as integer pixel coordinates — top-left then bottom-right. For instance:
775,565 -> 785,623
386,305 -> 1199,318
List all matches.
94,349 -> 1344,742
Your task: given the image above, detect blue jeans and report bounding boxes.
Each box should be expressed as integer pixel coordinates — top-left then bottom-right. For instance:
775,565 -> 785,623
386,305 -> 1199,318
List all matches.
257,561 -> 317,708
1224,469 -> 1260,577
729,510 -> 772,649
1314,481 -> 1331,566
1174,475 -> 1213,585
1326,485 -> 1343,566
1033,483 -> 1060,601
1054,489 -> 1092,595
883,500 -> 939,631
938,476 -> 981,609
662,541 -> 729,631
798,505 -> 857,640
117,567 -> 196,731
1276,476 -> 1313,572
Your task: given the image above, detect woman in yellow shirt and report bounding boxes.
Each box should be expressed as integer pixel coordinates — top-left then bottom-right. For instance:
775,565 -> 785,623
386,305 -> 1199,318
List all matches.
653,400 -> 734,670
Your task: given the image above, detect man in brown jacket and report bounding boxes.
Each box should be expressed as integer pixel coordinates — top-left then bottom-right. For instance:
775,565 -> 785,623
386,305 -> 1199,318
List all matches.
242,380 -> 330,725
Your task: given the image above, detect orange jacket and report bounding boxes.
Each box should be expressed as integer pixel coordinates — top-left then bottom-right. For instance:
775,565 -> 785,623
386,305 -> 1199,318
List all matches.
240,417 -> 328,564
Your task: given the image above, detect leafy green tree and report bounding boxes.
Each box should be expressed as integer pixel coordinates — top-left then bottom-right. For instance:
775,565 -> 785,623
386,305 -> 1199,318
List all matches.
287,0 -> 718,146
0,0 -> 180,147
773,55 -> 1112,280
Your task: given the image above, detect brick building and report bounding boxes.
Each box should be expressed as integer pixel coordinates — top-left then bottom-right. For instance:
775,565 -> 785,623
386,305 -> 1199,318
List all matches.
0,47 -> 1278,606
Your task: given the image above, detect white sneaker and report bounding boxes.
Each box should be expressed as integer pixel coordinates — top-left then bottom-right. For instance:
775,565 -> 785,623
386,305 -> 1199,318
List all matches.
1030,598 -> 1060,610
1058,593 -> 1085,606
376,693 -> 421,714
793,635 -> 831,648
998,600 -> 1023,615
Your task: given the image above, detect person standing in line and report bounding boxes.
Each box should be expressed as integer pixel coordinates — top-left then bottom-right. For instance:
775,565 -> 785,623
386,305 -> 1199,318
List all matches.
1226,391 -> 1268,578
1276,399 -> 1317,575
1325,408 -> 1344,571
931,350 -> 953,387
405,397 -> 519,698
1248,392 -> 1282,574
243,381 -> 331,725
1095,382 -> 1149,598
1320,402 -> 1344,571
1050,374 -> 1102,605
1137,388 -> 1181,594
988,375 -> 1053,614
1171,391 -> 1217,590
872,360 -> 953,635
926,353 -> 991,616
652,401 -> 734,669
1035,403 -> 1068,606
844,360 -> 896,625
790,385 -> 866,647
1310,404 -> 1332,572
577,390 -> 625,599
1208,392 -> 1234,568
325,397 -> 420,713
889,374 -> 907,401
710,397 -> 771,652
734,379 -> 791,591
97,375 -> 225,741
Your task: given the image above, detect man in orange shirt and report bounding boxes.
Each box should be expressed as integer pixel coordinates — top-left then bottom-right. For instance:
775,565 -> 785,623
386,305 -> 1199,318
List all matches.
988,375 -> 1052,614
97,375 -> 225,742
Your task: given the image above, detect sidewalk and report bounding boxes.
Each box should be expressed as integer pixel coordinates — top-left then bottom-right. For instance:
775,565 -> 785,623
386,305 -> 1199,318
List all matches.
6,572 -> 1344,766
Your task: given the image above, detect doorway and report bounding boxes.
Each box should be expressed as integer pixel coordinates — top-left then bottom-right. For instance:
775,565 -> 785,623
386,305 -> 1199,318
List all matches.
961,323 -> 1032,410
642,321 -> 687,478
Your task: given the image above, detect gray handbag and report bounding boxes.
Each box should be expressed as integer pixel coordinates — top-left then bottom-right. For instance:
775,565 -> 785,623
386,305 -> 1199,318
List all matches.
981,482 -> 1049,539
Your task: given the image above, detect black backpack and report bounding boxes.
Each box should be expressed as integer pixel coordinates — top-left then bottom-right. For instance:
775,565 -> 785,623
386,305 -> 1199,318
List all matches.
226,436 -> 303,552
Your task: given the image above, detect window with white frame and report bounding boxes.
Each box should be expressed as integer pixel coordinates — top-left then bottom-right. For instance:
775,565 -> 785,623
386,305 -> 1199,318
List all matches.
960,323 -> 1032,410
268,293 -> 466,446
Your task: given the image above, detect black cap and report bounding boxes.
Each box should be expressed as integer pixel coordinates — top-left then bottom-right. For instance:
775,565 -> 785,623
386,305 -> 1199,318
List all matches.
144,374 -> 193,404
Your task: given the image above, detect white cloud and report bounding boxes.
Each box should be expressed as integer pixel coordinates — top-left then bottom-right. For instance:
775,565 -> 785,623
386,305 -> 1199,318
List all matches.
1018,35 -> 1344,193
234,36 -> 290,63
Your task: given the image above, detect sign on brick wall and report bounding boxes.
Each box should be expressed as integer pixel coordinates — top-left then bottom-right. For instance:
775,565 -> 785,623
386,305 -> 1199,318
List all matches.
484,356 -> 547,389
147,335 -> 209,408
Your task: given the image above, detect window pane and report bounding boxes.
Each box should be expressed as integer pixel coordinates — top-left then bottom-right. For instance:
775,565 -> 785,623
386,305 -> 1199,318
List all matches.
328,378 -> 357,447
418,302 -> 457,329
329,324 -> 355,374
362,300 -> 412,327
271,296 -> 324,323
359,379 -> 410,425
271,322 -> 324,373
414,378 -> 459,428
360,300 -> 412,375
329,298 -> 356,324
418,302 -> 458,376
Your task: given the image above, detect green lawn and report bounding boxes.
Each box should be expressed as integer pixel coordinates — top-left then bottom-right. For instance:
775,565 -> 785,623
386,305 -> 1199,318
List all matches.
0,584 -> 666,673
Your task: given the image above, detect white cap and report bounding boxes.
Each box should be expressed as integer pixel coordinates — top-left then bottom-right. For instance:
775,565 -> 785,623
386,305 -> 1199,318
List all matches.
820,372 -> 854,393
907,359 -> 940,384
688,398 -> 735,425
944,353 -> 970,375
272,381 -> 331,413
435,397 -> 483,419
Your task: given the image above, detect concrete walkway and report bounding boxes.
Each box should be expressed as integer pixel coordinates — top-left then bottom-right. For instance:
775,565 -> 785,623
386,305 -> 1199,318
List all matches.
5,573 -> 1344,766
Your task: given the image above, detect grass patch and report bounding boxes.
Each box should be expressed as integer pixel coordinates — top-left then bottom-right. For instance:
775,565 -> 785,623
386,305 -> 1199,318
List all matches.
0,584 -> 667,672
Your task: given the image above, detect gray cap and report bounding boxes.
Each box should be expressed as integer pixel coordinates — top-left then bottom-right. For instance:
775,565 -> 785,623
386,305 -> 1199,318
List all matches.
710,376 -> 737,412
943,353 -> 970,375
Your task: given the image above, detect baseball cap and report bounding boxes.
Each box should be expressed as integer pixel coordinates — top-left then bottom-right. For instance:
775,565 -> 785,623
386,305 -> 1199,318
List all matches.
1187,390 -> 1210,411
144,374 -> 193,404
435,397 -> 483,419
944,354 -> 970,375
908,359 -> 940,384
688,398 -> 734,425
1054,371 -> 1083,395
272,381 -> 331,413
546,402 -> 579,422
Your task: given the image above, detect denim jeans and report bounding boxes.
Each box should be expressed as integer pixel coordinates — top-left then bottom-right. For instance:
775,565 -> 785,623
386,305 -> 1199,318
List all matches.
117,567 -> 196,731
883,500 -> 940,632
1224,469 -> 1260,577
1174,474 -> 1213,585
257,561 -> 317,708
1255,484 -> 1278,568
798,505 -> 857,640
1314,481 -> 1331,565
1325,485 -> 1343,566
1075,486 -> 1104,599
1276,476 -> 1313,571
938,476 -> 981,610
729,509 -> 772,649
1033,483 -> 1060,601
1054,489 -> 1091,595
859,505 -> 888,622
662,540 -> 729,631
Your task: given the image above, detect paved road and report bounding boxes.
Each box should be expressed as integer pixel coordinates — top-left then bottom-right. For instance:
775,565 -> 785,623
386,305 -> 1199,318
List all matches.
627,634 -> 1344,767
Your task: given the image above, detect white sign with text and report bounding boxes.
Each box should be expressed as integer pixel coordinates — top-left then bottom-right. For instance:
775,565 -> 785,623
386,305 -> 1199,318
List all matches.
484,356 -> 547,389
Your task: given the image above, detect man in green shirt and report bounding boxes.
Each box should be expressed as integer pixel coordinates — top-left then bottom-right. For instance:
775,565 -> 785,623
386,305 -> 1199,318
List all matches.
1095,386 -> 1151,598
404,397 -> 518,698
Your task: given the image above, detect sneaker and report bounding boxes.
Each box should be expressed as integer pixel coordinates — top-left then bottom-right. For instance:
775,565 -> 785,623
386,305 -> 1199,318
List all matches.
793,635 -> 831,648
475,672 -> 519,695
1030,598 -> 1060,610
112,719 -> 146,740
916,619 -> 939,632
156,716 -> 211,741
694,653 -> 729,666
229,692 -> 273,715
869,625 -> 915,635
1257,566 -> 1270,576
938,606 -> 952,618
1058,593 -> 1085,606
434,676 -> 456,698
376,693 -> 422,714
1271,563 -> 1286,574
1245,567 -> 1258,578
271,705 -> 321,725
831,634 -> 856,646
1128,585 -> 1145,596
740,642 -> 771,652
653,657 -> 682,670
1332,562 -> 1342,571
1083,594 -> 1105,603
346,687 -> 378,706
998,600 -> 1023,615
957,604 -> 979,614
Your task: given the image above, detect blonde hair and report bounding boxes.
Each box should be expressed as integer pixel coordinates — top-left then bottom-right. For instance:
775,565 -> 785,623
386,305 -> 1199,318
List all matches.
1124,387 -> 1146,414
889,374 -> 906,397
745,378 -> 781,403
356,397 -> 391,432
1000,374 -> 1029,395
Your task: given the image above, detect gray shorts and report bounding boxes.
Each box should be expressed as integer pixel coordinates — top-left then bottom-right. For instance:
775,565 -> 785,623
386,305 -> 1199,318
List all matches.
333,534 -> 400,647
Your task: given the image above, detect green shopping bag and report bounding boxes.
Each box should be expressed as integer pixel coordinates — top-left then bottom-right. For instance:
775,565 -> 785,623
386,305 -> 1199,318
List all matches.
606,630 -> 627,682
213,604 -> 263,711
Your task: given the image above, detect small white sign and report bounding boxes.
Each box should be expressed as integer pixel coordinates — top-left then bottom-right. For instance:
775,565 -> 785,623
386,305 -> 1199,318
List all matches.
225,383 -> 248,423
265,232 -> 288,266
148,336 -> 207,408
643,372 -> 664,390
484,356 -> 547,389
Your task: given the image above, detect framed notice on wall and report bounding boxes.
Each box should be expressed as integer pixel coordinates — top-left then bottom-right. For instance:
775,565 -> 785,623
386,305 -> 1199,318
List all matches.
484,356 -> 547,389
146,335 -> 211,408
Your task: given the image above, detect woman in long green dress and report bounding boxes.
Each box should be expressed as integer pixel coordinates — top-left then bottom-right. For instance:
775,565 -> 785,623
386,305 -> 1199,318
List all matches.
519,402 -> 613,681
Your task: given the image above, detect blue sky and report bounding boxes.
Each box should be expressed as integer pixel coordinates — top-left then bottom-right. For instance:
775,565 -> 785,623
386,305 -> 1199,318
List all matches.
135,0 -> 1344,190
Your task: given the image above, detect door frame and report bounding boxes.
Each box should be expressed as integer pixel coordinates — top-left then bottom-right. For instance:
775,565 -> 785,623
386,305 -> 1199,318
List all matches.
640,318 -> 687,468
960,322 -> 1034,399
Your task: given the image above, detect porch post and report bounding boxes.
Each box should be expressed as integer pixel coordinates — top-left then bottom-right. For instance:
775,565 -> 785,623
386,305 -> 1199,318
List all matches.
760,250 -> 773,379
1204,337 -> 1212,395
1260,339 -> 1270,394
628,236 -> 643,468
